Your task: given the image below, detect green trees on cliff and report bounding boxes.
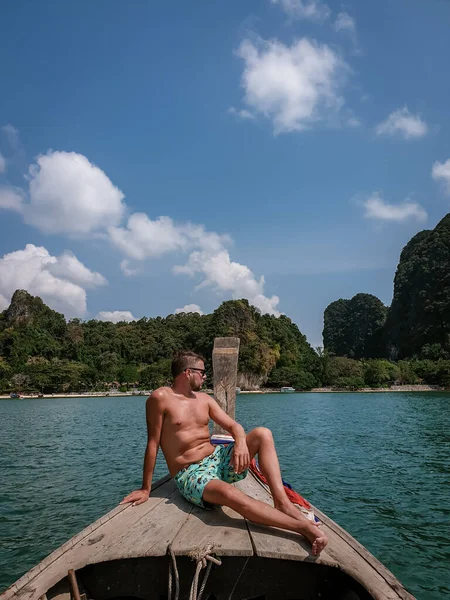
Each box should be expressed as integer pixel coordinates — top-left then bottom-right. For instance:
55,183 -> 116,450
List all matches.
0,292 -> 320,393
323,213 -> 450,363
323,294 -> 387,359
386,214 -> 450,359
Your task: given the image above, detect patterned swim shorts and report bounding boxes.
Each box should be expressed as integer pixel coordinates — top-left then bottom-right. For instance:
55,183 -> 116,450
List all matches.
174,443 -> 248,508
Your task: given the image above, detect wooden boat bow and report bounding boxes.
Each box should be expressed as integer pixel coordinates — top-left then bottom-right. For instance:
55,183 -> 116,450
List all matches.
1,338 -> 415,600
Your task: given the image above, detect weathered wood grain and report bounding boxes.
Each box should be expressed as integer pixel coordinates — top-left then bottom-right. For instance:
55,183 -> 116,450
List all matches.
170,503 -> 253,557
0,476 -> 172,600
236,474 -> 312,560
212,337 -> 240,435
96,485 -> 193,560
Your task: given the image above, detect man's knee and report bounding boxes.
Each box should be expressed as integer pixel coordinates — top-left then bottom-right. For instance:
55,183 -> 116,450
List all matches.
252,426 -> 273,442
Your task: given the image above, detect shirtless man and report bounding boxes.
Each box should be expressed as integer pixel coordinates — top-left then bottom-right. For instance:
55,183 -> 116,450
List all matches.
121,350 -> 327,555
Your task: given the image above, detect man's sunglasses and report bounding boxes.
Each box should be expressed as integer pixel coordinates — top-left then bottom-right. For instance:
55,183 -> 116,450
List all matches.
185,367 -> 207,376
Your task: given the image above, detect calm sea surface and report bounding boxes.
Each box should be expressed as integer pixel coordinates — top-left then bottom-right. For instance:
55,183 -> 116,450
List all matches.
1,392 -> 449,599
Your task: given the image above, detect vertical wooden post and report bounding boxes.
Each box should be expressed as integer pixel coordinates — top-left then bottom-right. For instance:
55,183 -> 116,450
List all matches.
212,337 -> 240,435
68,570 -> 81,600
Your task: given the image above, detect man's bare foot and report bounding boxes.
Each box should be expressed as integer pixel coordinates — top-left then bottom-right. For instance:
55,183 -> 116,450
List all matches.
299,522 -> 328,556
275,500 -> 328,555
310,530 -> 328,556
299,520 -> 328,556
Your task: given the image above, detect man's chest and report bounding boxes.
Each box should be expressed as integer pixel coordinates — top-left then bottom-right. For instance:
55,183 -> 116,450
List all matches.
164,401 -> 210,429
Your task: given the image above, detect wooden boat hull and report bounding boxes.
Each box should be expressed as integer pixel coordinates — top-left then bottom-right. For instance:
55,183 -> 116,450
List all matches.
1,472 -> 415,600
51,554 -> 381,600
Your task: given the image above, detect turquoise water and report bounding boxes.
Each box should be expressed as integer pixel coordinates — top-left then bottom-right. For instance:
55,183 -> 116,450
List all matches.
1,393 -> 449,599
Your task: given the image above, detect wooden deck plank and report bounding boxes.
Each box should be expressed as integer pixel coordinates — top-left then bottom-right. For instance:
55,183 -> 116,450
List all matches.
96,485 -> 194,560
3,477 -> 174,600
170,504 -> 253,557
236,474 -> 312,560
84,479 -> 180,561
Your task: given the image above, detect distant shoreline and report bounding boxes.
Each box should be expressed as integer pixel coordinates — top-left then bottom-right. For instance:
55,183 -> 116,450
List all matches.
309,384 -> 446,393
1,384 -> 448,400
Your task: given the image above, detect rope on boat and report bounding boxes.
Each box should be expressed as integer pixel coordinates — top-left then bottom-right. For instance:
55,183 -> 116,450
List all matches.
167,544 -> 222,600
167,545 -> 180,600
188,548 -> 222,600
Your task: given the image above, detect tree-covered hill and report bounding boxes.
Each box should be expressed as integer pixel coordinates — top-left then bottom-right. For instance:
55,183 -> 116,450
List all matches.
323,213 -> 450,362
0,291 -> 321,393
323,293 -> 388,359
386,214 -> 450,359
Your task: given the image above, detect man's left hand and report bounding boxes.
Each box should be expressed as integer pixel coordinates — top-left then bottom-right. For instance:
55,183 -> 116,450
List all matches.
231,441 -> 250,474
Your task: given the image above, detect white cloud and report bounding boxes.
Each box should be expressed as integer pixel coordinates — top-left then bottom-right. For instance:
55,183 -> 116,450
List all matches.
376,107 -> 428,140
175,304 -> 204,315
432,159 -> 450,194
174,250 -> 280,316
120,259 -> 139,277
0,135 -> 127,236
109,214 -> 189,260
227,107 -> 255,121
334,12 -> 356,32
0,186 -> 24,212
46,251 -> 107,288
271,0 -> 330,21
0,244 -> 106,317
113,213 -> 279,315
0,140 -> 281,317
0,153 -> 6,173
236,37 -> 349,134
95,310 -> 136,323
109,213 -> 228,260
0,151 -> 127,235
27,151 -> 126,234
363,194 -> 427,223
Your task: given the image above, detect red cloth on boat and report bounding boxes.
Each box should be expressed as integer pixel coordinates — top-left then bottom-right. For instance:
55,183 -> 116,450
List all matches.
249,458 -> 312,510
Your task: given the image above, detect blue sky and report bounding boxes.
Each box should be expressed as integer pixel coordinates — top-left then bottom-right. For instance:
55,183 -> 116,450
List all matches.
1,0 -> 450,347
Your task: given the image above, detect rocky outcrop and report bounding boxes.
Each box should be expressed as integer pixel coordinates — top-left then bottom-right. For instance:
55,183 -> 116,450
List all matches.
236,371 -> 266,391
386,213 -> 450,358
4,290 -> 39,325
2,289 -> 66,333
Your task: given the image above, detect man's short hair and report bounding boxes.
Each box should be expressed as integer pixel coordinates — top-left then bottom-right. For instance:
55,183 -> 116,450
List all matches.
171,350 -> 205,378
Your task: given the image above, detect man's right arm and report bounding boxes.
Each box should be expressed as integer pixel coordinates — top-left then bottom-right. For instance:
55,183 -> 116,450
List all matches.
120,390 -> 165,506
